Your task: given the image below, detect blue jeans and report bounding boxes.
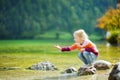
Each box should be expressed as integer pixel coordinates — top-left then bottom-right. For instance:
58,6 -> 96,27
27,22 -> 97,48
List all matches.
78,51 -> 97,65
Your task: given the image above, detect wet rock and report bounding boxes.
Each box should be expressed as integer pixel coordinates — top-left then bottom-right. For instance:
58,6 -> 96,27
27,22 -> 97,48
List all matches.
93,60 -> 112,70
77,66 -> 96,76
0,67 -> 21,70
28,61 -> 57,71
108,62 -> 120,80
64,67 -> 77,73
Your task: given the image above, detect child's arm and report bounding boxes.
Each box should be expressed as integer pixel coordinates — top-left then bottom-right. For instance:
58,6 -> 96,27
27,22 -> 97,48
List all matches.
54,45 -> 70,51
54,45 -> 62,50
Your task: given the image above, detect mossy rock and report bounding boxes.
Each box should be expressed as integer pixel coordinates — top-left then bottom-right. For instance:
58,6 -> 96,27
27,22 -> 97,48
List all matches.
108,62 -> 120,80
77,66 -> 96,76
106,31 -> 120,46
93,60 -> 112,70
27,61 -> 58,71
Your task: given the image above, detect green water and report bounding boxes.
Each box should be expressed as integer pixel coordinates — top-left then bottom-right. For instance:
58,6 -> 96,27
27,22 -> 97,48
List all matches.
0,40 -> 120,80
97,44 -> 120,64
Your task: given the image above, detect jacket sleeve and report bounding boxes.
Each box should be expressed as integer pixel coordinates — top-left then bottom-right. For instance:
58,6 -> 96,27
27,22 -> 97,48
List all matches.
61,43 -> 78,52
61,47 -> 70,51
69,43 -> 78,50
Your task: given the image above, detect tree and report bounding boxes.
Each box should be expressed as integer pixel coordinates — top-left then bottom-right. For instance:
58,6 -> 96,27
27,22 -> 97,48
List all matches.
0,0 -> 116,39
96,8 -> 120,45
97,8 -> 120,31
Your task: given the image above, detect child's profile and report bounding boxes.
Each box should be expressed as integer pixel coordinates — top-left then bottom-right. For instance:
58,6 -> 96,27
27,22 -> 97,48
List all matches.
55,29 -> 99,67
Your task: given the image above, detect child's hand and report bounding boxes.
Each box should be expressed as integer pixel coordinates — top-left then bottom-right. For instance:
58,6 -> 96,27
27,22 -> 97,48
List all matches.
54,45 -> 62,50
80,48 -> 85,52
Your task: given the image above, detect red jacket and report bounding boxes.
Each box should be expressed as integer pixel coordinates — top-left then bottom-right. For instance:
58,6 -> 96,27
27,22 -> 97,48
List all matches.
61,40 -> 98,56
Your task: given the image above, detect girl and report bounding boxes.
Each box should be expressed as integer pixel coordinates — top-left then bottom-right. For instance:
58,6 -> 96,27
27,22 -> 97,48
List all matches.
55,29 -> 98,67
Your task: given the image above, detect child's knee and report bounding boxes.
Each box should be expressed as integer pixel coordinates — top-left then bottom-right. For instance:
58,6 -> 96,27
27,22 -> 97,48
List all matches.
82,51 -> 89,57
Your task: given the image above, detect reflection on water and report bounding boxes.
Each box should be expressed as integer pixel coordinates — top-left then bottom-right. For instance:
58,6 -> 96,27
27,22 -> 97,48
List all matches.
44,73 -> 77,80
43,44 -> 120,80
97,44 -> 120,64
42,71 -> 110,80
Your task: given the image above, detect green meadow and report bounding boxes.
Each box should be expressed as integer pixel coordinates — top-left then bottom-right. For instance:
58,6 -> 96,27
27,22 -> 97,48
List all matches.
0,40 -> 120,80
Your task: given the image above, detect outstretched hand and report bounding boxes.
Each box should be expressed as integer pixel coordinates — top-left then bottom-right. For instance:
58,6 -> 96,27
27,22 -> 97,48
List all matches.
54,45 -> 61,50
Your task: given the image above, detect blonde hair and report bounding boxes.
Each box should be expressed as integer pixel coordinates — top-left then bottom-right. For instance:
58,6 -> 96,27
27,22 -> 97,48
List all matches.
73,29 -> 88,40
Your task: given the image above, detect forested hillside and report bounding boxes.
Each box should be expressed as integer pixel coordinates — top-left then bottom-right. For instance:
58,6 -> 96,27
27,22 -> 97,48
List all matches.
0,0 -> 116,39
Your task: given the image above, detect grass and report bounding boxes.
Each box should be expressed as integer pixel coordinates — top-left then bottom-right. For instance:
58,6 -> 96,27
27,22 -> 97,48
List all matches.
0,39 -> 120,80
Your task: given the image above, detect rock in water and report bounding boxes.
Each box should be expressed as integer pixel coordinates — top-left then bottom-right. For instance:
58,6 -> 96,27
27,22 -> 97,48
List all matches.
28,61 -> 57,71
77,66 -> 96,76
0,67 -> 21,70
93,60 -> 112,70
64,67 -> 77,73
108,62 -> 120,80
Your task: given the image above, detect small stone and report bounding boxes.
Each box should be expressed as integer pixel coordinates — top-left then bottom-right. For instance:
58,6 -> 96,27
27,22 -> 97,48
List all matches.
64,67 -> 77,73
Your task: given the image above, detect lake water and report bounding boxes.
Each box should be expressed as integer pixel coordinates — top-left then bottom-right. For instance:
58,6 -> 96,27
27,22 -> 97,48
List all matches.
0,41 -> 120,80
43,43 -> 120,80
97,44 -> 120,64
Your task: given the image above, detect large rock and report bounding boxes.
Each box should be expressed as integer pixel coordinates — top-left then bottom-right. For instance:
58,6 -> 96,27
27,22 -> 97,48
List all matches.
28,61 -> 57,70
108,62 -> 120,80
93,60 -> 112,70
77,66 -> 96,76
